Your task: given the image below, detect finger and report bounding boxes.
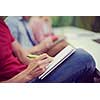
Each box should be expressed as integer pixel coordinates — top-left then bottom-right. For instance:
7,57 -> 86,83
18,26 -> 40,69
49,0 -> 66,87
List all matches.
28,69 -> 45,79
32,70 -> 45,78
29,63 -> 50,78
37,57 -> 53,65
36,53 -> 49,60
30,66 -> 46,76
27,62 -> 38,71
32,64 -> 48,72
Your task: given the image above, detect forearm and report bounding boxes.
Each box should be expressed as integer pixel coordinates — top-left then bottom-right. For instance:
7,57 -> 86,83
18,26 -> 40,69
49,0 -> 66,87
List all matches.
14,46 -> 31,65
17,50 -> 32,65
12,41 -> 32,65
28,38 -> 53,54
1,69 -> 31,83
28,44 -> 43,55
1,62 -> 38,83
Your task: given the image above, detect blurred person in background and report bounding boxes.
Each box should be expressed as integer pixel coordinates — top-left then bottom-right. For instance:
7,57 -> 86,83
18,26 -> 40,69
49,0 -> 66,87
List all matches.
5,16 -> 58,55
29,16 -> 59,43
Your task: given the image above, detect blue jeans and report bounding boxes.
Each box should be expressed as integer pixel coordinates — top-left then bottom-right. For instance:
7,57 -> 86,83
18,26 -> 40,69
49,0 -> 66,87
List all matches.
29,49 -> 96,83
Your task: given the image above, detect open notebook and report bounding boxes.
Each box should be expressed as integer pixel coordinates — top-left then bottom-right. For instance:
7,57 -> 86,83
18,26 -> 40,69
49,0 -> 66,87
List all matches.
39,45 -> 76,80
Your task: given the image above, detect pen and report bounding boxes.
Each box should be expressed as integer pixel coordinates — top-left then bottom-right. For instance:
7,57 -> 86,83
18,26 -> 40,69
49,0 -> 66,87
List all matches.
27,54 -> 39,59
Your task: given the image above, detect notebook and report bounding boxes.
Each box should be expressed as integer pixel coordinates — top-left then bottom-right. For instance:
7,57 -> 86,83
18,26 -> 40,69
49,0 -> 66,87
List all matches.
39,45 -> 76,80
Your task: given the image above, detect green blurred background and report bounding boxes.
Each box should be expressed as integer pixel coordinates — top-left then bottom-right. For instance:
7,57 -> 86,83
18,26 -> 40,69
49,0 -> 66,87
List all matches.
51,16 -> 100,32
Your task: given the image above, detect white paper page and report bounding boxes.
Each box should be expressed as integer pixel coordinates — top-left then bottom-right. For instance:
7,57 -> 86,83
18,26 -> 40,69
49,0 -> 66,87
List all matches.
39,45 -> 76,79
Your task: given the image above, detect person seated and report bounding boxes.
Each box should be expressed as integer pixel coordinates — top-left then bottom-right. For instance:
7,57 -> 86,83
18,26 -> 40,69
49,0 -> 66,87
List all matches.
5,16 -> 58,55
29,16 -> 57,43
0,17 -> 96,83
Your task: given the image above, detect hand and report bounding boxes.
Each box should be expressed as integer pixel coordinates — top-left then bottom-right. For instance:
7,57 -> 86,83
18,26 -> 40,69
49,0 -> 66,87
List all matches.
25,54 -> 53,81
39,37 -> 54,53
2,54 -> 53,83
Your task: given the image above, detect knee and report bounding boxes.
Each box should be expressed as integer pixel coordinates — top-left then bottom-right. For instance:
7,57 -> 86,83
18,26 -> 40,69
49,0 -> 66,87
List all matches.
75,48 -> 96,72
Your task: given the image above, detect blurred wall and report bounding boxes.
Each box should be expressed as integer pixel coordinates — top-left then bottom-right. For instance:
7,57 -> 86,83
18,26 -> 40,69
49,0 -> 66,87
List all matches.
51,16 -> 98,32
